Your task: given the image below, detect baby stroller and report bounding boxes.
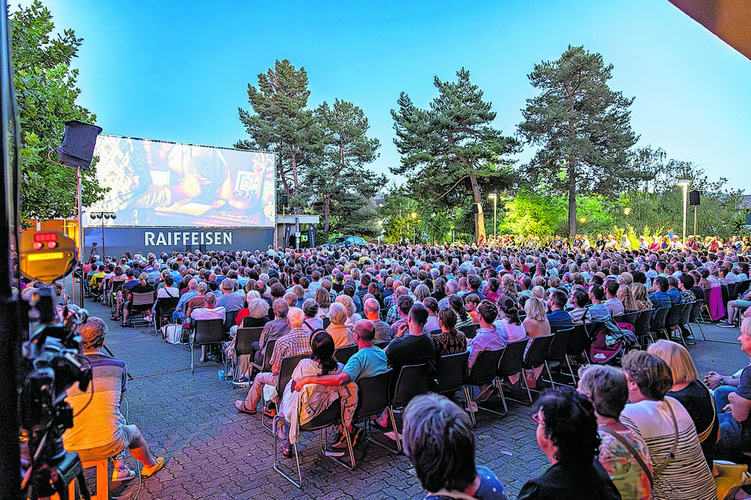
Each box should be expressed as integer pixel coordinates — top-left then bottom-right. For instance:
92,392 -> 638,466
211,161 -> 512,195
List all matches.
586,319 -> 638,365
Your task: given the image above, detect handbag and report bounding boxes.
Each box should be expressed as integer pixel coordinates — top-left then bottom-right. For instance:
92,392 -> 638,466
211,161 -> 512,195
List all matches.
599,425 -> 653,487
162,324 -> 184,344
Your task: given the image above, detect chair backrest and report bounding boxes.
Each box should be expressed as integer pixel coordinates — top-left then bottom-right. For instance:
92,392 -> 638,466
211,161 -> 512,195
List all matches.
497,338 -> 529,379
427,329 -> 442,336
612,315 -> 625,324
194,319 -> 225,344
467,348 -> 504,387
322,317 -> 331,330
522,334 -> 554,370
679,301 -> 693,325
688,300 -> 702,323
374,340 -> 390,350
276,354 -> 308,396
111,281 -> 124,293
633,309 -> 653,338
665,303 -> 683,328
547,327 -> 572,362
651,307 -> 669,331
234,327 -> 263,356
156,296 -> 180,317
620,311 -> 639,326
566,324 -> 591,356
300,398 -> 342,432
728,283 -> 737,302
379,307 -> 389,321
585,321 -> 607,339
334,344 -> 358,365
458,323 -> 479,339
736,280 -> 751,299
224,310 -> 240,332
391,363 -> 431,408
434,351 -> 470,394
132,291 -> 155,307
353,369 -> 392,420
260,339 -> 277,372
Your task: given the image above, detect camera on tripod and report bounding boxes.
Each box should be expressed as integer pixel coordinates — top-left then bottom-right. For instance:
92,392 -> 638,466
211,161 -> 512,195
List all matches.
19,231 -> 95,500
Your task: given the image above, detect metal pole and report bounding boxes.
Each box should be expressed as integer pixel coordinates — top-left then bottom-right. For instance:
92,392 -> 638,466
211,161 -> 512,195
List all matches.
694,205 -> 698,238
493,197 -> 497,240
682,184 -> 688,244
77,167 -> 84,307
101,216 -> 105,261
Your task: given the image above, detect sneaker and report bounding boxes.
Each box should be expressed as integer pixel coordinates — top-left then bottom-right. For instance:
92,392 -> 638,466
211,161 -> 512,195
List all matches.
232,376 -> 249,387
112,465 -> 136,482
465,400 -> 479,413
324,447 -> 346,457
718,323 -> 736,328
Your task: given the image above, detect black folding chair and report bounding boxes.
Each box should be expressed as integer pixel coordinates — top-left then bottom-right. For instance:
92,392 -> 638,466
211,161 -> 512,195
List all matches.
155,296 -> 179,329
464,349 -> 505,424
251,339 -> 277,374
353,369 -> 393,457
129,291 -> 156,334
665,303 -> 683,340
688,301 -> 706,341
262,354 -> 308,432
225,326 -> 263,387
190,319 -> 225,373
434,351 -> 470,396
650,307 -> 670,342
633,309 -> 654,348
384,363 -> 431,453
542,327 -> 573,387
520,334 -> 554,403
273,398 -> 353,488
495,338 -> 530,412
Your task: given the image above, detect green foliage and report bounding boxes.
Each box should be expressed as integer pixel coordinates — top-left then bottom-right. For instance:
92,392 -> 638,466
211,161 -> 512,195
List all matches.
391,68 -> 519,240
517,45 -> 639,237
11,1 -> 106,221
236,59 -> 324,199
500,190 -> 566,237
306,99 -> 384,239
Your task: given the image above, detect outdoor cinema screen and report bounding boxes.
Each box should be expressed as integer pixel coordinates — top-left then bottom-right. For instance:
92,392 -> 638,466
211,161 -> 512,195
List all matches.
85,135 -> 275,228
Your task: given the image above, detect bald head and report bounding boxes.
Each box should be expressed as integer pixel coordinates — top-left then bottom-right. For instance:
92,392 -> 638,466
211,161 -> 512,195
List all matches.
364,298 -> 380,319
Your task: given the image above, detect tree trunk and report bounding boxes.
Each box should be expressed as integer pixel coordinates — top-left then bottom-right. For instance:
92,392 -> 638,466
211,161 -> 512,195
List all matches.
568,161 -> 577,239
469,174 -> 485,242
324,194 -> 331,240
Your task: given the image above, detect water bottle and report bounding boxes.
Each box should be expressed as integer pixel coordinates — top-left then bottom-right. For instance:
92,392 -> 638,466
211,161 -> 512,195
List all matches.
218,370 -> 225,380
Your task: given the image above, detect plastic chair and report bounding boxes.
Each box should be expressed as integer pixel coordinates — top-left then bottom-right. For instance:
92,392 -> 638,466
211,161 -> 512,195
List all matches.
633,309 -> 654,348
225,327 -> 263,387
223,310 -> 239,333
458,323 -> 479,339
190,319 -> 225,373
273,398 -> 353,488
565,324 -> 591,372
384,363 -> 431,453
334,344 -> 358,365
521,334 -> 554,402
155,296 -> 179,329
463,349 -> 504,424
353,369 -> 393,456
650,307 -> 669,341
665,303 -> 683,338
251,339 -> 277,374
496,338 -> 530,412
619,311 -> 639,327
688,300 -> 706,340
262,354 -> 308,432
542,327 -> 573,386
129,291 -> 156,335
434,351 -> 469,396
65,457 -> 108,500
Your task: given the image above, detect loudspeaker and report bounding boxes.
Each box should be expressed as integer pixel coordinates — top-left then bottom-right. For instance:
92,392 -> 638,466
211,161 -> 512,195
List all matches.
689,190 -> 701,206
56,120 -> 103,170
473,203 -> 483,214
281,194 -> 288,207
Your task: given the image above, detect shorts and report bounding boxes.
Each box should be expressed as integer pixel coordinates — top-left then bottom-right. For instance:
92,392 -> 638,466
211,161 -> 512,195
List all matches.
72,424 -> 139,462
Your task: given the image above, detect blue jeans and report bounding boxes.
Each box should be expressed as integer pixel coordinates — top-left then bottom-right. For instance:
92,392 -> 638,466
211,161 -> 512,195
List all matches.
713,385 -> 751,464
714,384 -> 736,414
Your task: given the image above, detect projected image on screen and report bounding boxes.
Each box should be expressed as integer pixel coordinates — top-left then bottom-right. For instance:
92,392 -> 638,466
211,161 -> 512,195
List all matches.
85,135 -> 275,228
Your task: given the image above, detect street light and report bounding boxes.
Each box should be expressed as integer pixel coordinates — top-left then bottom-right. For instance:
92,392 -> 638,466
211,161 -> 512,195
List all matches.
411,212 -> 417,243
488,193 -> 497,240
624,207 -> 632,216
677,179 -> 690,244
580,217 -> 586,224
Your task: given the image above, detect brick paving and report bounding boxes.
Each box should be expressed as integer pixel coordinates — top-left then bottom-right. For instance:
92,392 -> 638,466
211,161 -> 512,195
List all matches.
76,298 -> 747,500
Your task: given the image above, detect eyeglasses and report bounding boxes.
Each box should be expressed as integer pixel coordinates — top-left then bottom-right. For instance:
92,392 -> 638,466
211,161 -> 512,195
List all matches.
531,413 -> 542,425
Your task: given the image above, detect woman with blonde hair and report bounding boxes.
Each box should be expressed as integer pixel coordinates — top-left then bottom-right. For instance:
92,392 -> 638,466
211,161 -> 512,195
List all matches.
631,283 -> 652,311
616,285 -> 639,314
522,297 -> 551,388
618,273 -> 634,287
500,274 -> 517,301
647,340 -> 718,464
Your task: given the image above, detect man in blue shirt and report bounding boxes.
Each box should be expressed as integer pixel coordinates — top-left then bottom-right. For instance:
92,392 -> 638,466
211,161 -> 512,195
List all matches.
547,290 -> 573,332
649,276 -> 672,321
666,276 -> 684,305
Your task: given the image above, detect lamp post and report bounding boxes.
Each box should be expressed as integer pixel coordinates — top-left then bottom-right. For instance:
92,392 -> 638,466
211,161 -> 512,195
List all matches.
677,180 -> 690,244
89,211 -> 116,260
411,212 -> 417,243
488,193 -> 497,240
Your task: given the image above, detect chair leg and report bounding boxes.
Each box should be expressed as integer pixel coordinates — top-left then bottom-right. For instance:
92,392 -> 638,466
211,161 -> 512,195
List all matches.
190,340 -> 194,374
520,372 -> 533,404
463,386 -> 477,426
492,378 -> 509,415
388,407 -> 402,453
564,355 -> 577,385
543,361 -> 557,387
327,424 -> 356,471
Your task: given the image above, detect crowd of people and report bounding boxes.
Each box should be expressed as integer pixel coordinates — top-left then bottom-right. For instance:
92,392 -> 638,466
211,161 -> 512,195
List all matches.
29,235 -> 751,498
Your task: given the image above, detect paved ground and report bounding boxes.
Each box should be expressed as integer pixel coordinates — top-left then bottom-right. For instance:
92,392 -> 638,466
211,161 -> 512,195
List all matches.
74,297 -> 748,500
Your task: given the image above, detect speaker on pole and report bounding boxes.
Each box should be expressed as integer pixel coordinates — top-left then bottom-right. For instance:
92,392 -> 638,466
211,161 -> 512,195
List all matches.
689,190 -> 701,206
56,120 -> 103,170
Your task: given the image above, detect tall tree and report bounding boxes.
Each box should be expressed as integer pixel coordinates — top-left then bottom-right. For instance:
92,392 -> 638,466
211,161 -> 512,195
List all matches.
518,45 -> 639,238
307,99 -> 384,239
236,59 -> 323,205
391,68 -> 519,242
11,1 -> 106,221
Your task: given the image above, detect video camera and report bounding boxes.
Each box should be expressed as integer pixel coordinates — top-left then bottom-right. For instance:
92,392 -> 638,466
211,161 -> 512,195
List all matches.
18,232 -> 94,499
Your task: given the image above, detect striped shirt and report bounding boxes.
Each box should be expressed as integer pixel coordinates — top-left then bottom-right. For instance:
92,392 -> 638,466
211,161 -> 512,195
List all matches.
620,397 -> 717,500
270,327 -> 312,369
